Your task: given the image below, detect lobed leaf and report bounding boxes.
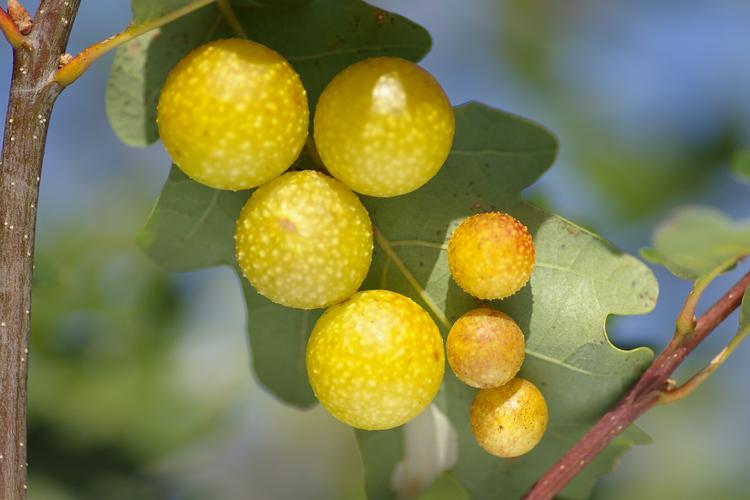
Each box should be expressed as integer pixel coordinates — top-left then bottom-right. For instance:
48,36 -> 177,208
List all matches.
137,102 -> 658,497
119,3 -> 659,494
642,207 -> 750,281
356,103 -> 656,499
129,0 -> 430,408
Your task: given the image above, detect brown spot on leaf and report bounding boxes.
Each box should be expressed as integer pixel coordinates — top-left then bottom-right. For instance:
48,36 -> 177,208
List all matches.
373,9 -> 388,26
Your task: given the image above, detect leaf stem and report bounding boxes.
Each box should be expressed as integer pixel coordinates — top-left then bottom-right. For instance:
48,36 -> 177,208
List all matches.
53,0 -> 216,87
373,227 -> 451,329
522,268 -> 750,500
661,288 -> 750,405
0,7 -> 25,48
675,259 -> 735,336
217,0 -> 247,39
390,240 -> 447,251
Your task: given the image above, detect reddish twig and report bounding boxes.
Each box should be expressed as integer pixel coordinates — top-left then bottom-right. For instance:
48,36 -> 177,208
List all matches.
54,0 -> 215,87
0,1 -> 81,498
523,269 -> 750,499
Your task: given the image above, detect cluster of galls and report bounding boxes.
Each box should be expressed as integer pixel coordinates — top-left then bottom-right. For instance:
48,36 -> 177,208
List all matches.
157,38 -> 546,458
448,213 -> 548,457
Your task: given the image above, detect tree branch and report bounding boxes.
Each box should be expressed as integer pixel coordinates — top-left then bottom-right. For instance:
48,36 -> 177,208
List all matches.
1,1 -> 80,498
659,308 -> 750,405
522,268 -> 750,500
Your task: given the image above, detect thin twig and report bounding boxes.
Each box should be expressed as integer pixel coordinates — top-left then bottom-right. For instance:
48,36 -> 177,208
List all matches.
522,268 -> 750,500
661,313 -> 750,404
675,259 -> 735,336
54,0 -> 216,86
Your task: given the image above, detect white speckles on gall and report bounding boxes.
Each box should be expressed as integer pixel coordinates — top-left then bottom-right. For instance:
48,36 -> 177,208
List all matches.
235,171 -> 373,310
306,290 -> 445,430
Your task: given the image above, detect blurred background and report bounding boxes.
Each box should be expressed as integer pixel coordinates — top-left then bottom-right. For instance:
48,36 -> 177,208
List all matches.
2,0 -> 750,498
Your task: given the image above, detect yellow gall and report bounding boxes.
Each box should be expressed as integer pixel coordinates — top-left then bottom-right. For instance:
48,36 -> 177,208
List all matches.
157,39 -> 309,190
447,308 -> 525,388
470,378 -> 548,458
306,290 -> 445,430
235,171 -> 372,309
314,57 -> 455,197
448,212 -> 535,300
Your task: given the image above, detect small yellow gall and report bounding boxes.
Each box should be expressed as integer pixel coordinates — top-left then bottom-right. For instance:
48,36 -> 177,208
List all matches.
235,171 -> 372,309
448,212 -> 535,300
314,57 -> 455,197
306,290 -> 445,430
157,39 -> 309,190
470,378 -> 548,458
447,308 -> 525,388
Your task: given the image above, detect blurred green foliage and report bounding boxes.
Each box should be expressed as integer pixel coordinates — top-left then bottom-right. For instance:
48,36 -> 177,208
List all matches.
28,202 -> 194,498
499,0 -> 742,220
24,184 -> 366,500
642,206 -> 750,280
732,149 -> 750,184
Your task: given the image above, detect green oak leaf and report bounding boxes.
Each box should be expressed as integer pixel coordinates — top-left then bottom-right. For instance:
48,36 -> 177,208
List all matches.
131,0 -> 212,24
136,102 -> 658,497
355,103 -> 656,499
641,207 -> 750,281
137,167 -> 246,270
239,281 -> 322,407
355,427 -> 405,500
129,0 -> 429,408
418,474 -> 470,500
107,0 -> 430,146
138,165 -> 320,406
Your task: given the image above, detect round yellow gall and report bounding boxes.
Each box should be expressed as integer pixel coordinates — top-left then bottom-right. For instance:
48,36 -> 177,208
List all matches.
448,212 -> 535,300
157,38 -> 309,190
306,290 -> 445,430
470,378 -> 548,458
314,57 -> 455,197
235,171 -> 372,309
447,308 -> 525,388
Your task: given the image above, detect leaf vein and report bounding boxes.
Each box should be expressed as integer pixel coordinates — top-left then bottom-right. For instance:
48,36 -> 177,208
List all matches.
286,43 -> 425,62
525,349 -> 617,378
184,189 -> 221,240
374,228 -> 451,329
